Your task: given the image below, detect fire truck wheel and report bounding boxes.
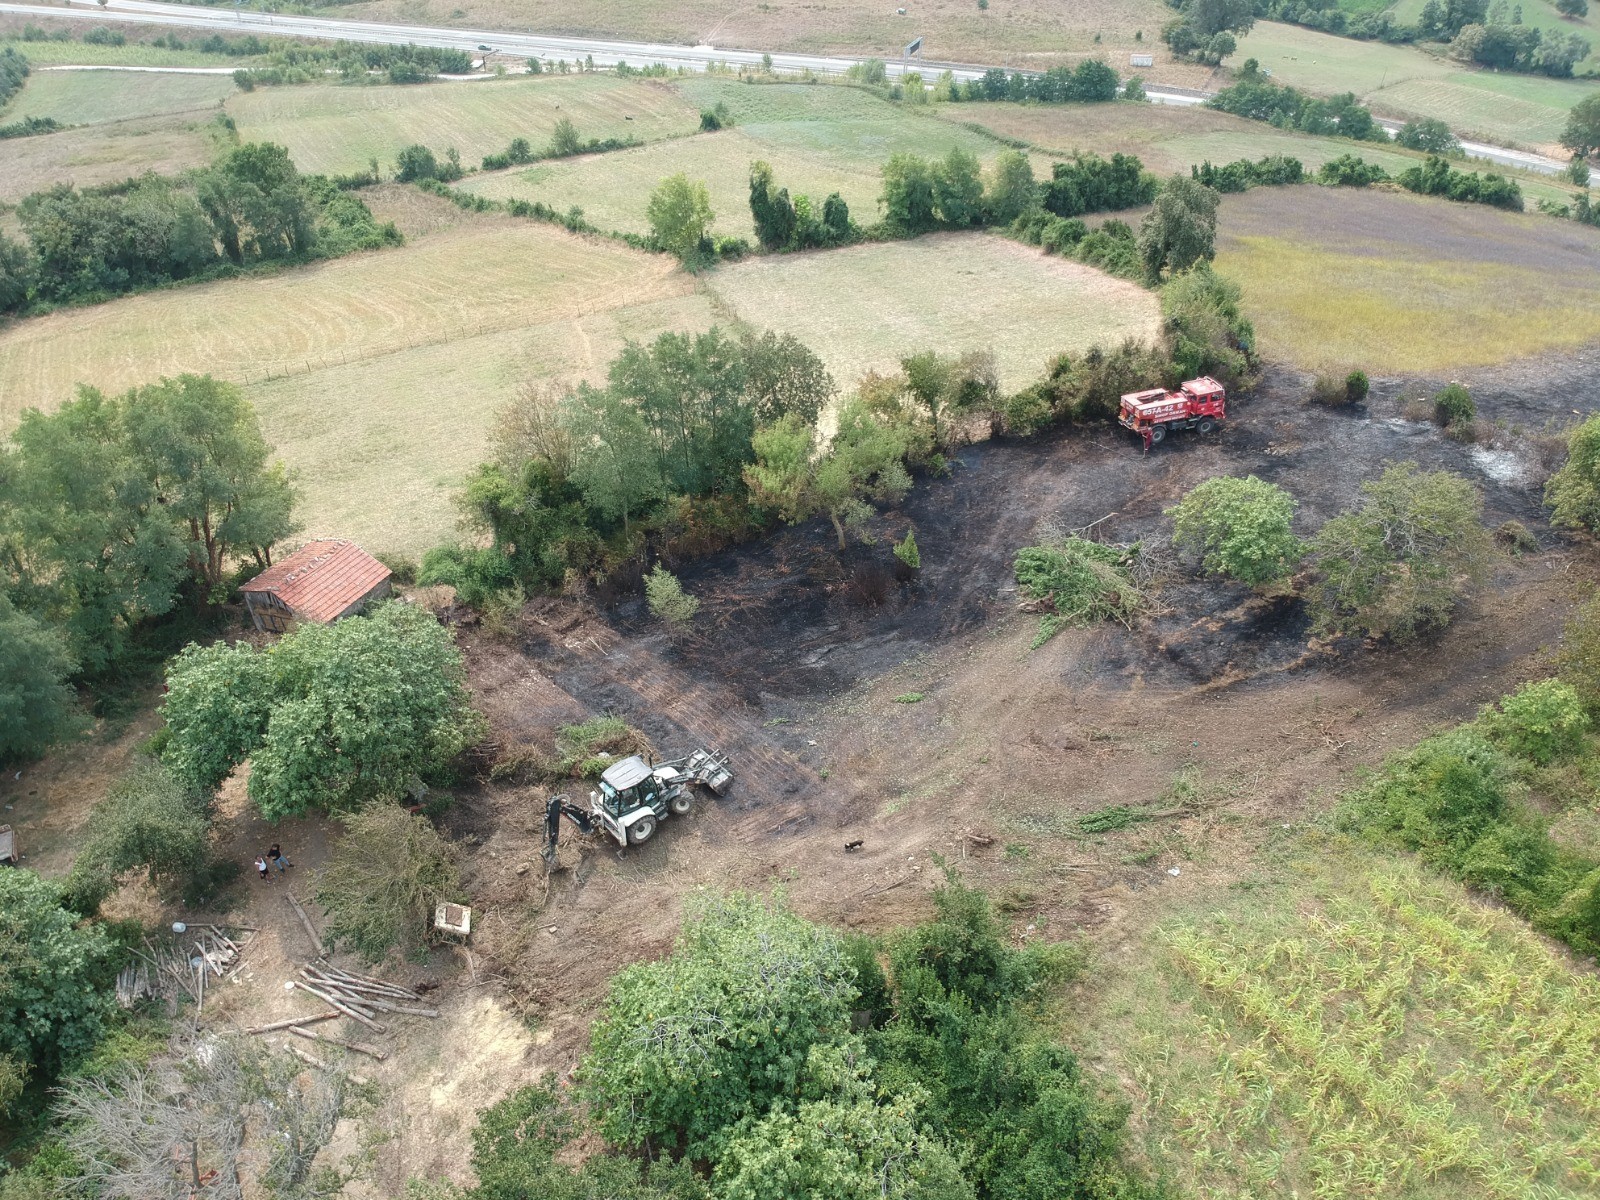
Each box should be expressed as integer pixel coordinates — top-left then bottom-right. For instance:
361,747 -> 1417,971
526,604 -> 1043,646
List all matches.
628,815 -> 657,845
1197,418 -> 1216,434
669,791 -> 693,816
1148,425 -> 1165,444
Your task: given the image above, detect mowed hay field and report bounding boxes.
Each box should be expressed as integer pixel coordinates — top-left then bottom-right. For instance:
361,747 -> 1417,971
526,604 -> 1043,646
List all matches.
1098,850 -> 1600,1199
1214,187 -> 1600,373
709,233 -> 1160,392
225,74 -> 701,177
250,292 -> 716,556
462,81 -> 1040,239
2,69 -> 236,126
0,113 -> 221,204
1230,21 -> 1595,149
0,211 -> 714,551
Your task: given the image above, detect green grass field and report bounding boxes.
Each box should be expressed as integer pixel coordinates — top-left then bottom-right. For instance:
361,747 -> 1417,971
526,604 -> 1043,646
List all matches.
2,69 -> 236,126
1230,21 -> 1597,147
0,37 -> 266,68
1098,846 -> 1600,1200
224,73 -> 702,177
1394,0 -> 1600,56
946,99 -> 1585,209
0,112 -> 225,204
707,232 -> 1161,393
461,81 -> 1028,240
1215,186 -> 1600,371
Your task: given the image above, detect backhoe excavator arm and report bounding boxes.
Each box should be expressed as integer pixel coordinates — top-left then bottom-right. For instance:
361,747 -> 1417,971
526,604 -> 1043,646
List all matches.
542,794 -> 596,866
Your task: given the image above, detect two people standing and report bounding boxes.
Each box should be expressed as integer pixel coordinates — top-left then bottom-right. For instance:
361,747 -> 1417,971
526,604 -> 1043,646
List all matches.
254,842 -> 292,882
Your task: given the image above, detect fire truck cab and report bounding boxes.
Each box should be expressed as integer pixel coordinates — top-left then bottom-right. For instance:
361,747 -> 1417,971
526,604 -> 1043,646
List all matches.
1118,377 -> 1227,449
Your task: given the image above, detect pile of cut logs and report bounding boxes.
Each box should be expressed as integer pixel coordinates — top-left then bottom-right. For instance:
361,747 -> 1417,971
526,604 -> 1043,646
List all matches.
246,962 -> 437,1069
122,926 -> 253,1013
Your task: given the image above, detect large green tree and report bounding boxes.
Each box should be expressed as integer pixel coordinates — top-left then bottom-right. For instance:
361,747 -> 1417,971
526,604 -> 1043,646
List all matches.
0,387 -> 186,672
197,142 -> 315,264
983,151 -> 1038,226
0,594 -> 81,764
746,401 -> 914,551
647,173 -> 714,264
119,374 -> 297,600
1139,175 -> 1221,280
1562,93 -> 1600,158
1309,462 -> 1491,643
161,601 -> 483,818
0,868 -> 117,1080
932,148 -> 984,227
880,154 -> 938,235
580,893 -> 858,1158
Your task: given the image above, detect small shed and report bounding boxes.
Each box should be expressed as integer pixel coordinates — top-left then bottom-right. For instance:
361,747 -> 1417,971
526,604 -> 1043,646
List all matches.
240,539 -> 392,634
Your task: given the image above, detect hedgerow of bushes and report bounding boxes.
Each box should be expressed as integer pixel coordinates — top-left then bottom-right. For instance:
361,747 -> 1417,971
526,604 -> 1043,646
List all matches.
1341,676 -> 1600,955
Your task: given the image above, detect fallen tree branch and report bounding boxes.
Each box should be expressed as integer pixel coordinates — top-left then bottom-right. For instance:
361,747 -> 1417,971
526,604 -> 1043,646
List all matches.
285,893 -> 325,958
290,981 -> 386,1032
246,1012 -> 340,1035
289,1026 -> 388,1061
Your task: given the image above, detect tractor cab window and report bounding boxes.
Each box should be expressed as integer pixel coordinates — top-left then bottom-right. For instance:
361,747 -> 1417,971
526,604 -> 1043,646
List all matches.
599,781 -> 625,815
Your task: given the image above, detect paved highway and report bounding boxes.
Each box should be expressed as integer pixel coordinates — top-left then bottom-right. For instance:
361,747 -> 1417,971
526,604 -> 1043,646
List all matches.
1,0 -> 1590,184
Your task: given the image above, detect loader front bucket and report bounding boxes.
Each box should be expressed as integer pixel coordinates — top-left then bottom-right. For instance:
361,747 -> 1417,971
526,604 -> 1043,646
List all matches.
686,748 -> 733,795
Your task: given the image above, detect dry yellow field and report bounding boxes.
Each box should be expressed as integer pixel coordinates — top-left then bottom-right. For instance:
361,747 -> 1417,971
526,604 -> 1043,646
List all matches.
248,292 -> 717,557
0,112 -> 221,204
0,217 -> 691,427
0,205 -> 714,555
225,73 -> 700,176
708,232 -> 1161,392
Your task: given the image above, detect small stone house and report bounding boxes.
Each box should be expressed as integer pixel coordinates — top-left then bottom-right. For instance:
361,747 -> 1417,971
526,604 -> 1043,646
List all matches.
240,539 -> 393,634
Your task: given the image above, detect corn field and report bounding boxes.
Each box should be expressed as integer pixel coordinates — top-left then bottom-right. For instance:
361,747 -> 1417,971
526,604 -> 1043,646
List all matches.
1127,863 -> 1600,1200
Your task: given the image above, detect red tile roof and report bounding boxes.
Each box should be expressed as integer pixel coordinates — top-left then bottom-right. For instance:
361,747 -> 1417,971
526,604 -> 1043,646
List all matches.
242,539 -> 392,624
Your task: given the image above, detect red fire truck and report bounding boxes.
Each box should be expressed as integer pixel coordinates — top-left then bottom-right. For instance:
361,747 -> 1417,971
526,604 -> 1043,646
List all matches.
1118,377 -> 1227,449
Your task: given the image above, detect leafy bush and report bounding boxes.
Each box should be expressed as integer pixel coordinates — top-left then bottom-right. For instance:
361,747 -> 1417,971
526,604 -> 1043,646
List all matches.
1014,539 -> 1148,645
471,1082 -> 711,1200
1395,118 -> 1461,154
1397,156 -> 1523,211
419,544 -> 519,609
1167,475 -> 1304,587
1342,712 -> 1600,955
1479,679 -> 1590,764
1343,728 -> 1511,865
1545,413 -> 1600,533
1190,154 -> 1305,192
1433,382 -> 1475,426
1161,265 -> 1256,390
1345,369 -> 1370,404
1316,154 -> 1389,187
317,805 -> 461,962
1307,462 -> 1490,643
580,893 -> 858,1158
645,565 -> 699,630
1042,152 -> 1157,218
162,601 -> 483,818
893,529 -> 921,571
0,869 -> 117,1080
63,760 -> 214,913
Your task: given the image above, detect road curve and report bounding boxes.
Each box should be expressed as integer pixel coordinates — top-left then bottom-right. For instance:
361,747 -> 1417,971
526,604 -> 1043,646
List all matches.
1,0 -> 1589,183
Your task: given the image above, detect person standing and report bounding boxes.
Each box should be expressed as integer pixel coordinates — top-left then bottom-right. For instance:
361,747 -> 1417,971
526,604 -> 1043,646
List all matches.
268,843 -> 292,874
255,855 -> 271,882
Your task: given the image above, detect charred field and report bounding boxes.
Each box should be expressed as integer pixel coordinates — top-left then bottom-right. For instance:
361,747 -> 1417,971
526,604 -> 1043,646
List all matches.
442,356 -> 1598,1065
